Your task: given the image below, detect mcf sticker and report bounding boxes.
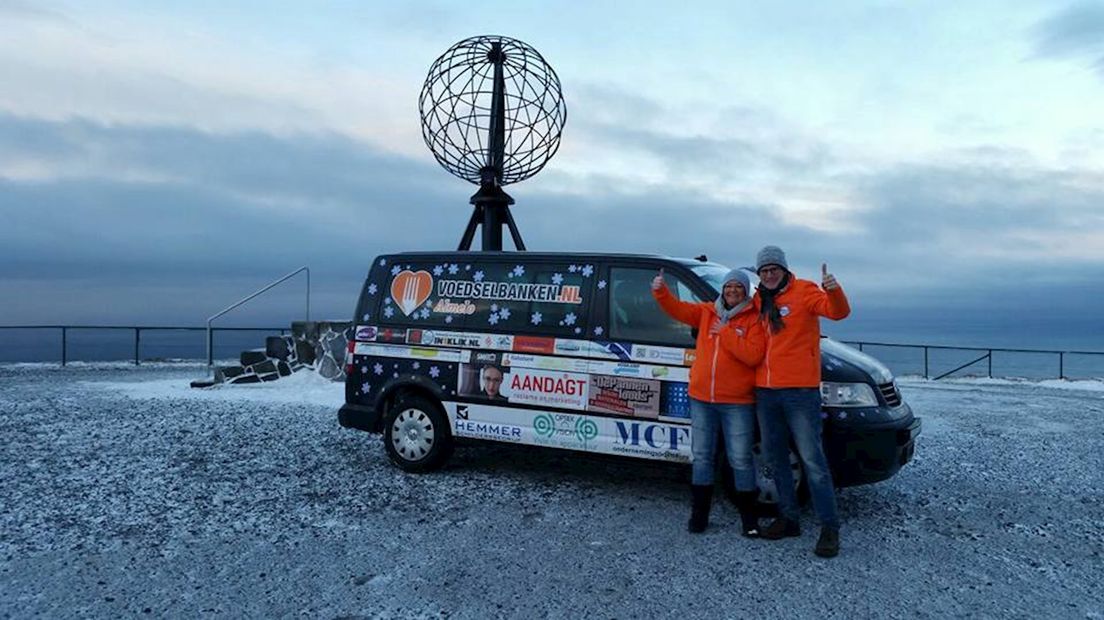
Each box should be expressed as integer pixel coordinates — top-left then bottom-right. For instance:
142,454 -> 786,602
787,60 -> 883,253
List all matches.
391,270 -> 433,316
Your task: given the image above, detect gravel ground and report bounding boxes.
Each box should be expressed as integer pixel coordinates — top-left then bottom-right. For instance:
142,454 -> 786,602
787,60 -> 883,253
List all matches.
1,364 -> 1102,618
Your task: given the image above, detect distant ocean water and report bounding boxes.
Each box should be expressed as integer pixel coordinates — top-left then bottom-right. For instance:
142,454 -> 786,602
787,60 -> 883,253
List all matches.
2,313 -> 1102,379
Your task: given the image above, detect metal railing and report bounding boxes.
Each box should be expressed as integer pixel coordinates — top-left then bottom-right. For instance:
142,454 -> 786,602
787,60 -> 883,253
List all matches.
841,341 -> 1104,380
206,266 -> 310,366
0,325 -> 287,366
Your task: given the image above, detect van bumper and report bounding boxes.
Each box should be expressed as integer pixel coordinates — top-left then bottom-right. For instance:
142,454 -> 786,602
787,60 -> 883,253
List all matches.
338,402 -> 381,433
825,414 -> 921,487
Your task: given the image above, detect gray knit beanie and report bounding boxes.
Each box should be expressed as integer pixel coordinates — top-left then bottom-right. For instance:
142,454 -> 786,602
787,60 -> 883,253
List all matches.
756,245 -> 789,271
722,268 -> 750,292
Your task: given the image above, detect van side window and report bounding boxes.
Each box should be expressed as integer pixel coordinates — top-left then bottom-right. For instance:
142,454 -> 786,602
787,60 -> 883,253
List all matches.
609,268 -> 700,347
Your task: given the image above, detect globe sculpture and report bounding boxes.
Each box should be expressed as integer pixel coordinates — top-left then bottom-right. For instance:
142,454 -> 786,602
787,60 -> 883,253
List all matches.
419,35 -> 567,251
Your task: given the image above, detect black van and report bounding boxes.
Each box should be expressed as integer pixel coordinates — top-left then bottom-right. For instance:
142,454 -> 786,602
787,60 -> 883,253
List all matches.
339,252 -> 920,498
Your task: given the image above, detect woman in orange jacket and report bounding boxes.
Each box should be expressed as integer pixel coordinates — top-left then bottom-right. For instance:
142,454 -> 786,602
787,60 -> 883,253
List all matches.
752,245 -> 850,558
652,267 -> 765,536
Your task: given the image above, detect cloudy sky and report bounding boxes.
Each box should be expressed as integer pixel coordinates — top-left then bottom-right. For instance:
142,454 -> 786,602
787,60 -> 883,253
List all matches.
2,1 -> 1102,347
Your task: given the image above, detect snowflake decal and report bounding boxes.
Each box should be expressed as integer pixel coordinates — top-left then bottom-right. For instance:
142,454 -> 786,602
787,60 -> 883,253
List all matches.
360,366 -> 368,373
393,372 -> 399,378
488,313 -> 500,325
429,366 -> 440,379
564,312 -> 577,326
373,363 -> 384,375
448,264 -> 459,274
575,327 -> 582,334
491,304 -> 499,312
499,307 -> 511,320
383,306 -> 394,318
433,265 -> 444,276
473,270 -> 485,282
367,283 -> 378,295
598,280 -> 607,290
384,297 -> 392,305
412,361 -> 420,369
568,265 -> 578,273
581,265 -> 594,278
465,265 -> 471,271
391,265 -> 401,276
551,273 -> 563,285
531,311 -> 543,325
379,258 -> 387,266
512,265 -> 525,277
445,315 -> 454,324
594,326 -> 604,336
361,313 -> 370,321
361,383 -> 371,394
419,308 -> 430,319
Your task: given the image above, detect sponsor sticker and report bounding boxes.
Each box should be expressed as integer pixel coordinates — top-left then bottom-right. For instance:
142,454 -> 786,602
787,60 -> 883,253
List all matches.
588,375 -> 661,418
532,412 -> 599,448
632,344 -> 688,366
513,335 -> 556,354
354,326 -> 378,342
507,367 -> 589,410
454,419 -> 523,442
352,342 -> 463,363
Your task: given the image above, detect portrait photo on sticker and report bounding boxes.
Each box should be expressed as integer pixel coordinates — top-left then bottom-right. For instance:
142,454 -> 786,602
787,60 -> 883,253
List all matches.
458,355 -> 511,402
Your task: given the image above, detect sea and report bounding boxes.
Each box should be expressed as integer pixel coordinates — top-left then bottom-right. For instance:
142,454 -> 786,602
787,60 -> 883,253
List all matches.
1,310 -> 1102,380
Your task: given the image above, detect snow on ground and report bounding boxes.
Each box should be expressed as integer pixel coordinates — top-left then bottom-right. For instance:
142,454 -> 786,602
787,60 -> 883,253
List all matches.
1,363 -> 1102,618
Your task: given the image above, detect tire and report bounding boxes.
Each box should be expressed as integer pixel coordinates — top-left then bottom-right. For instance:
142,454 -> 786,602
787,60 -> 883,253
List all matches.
751,441 -> 806,515
382,394 -> 453,472
716,441 -> 806,515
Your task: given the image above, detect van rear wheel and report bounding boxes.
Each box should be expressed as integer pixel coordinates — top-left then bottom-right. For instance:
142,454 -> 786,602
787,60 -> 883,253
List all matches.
382,394 -> 452,472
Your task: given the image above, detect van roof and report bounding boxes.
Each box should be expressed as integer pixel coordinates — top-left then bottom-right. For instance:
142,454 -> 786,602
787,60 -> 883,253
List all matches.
382,251 -> 714,266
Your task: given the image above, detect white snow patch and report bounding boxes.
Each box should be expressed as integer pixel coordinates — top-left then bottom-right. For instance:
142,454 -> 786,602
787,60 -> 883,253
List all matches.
898,376 -> 1104,393
83,370 -> 343,407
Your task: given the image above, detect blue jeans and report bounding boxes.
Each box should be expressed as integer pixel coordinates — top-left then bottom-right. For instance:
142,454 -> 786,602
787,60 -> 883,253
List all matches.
690,399 -> 757,491
756,388 -> 840,529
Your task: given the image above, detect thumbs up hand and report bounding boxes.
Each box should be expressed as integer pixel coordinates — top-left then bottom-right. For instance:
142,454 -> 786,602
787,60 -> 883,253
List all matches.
821,263 -> 839,290
651,268 -> 665,291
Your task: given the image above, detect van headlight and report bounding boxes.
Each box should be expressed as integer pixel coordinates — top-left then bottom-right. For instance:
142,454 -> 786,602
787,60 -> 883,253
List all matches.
820,382 -> 878,407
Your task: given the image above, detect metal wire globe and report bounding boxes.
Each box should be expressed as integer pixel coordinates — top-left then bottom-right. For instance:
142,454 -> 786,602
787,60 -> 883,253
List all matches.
419,35 -> 567,186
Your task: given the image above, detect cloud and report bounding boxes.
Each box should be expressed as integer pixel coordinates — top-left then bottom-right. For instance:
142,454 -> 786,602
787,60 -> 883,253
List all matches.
1032,2 -> 1104,77
3,112 -> 1104,326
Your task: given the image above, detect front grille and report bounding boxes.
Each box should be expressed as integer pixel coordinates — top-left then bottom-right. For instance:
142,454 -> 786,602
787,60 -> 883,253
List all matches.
878,382 -> 902,407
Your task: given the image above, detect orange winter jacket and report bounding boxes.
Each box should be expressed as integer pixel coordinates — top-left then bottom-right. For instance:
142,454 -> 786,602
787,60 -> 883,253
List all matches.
753,277 -> 850,389
653,285 -> 765,404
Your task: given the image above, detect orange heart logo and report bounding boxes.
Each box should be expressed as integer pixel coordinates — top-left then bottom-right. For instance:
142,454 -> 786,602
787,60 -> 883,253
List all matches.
390,270 -> 433,316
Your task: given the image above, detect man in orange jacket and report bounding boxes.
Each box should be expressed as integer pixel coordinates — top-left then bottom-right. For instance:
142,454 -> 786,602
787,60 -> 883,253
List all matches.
752,245 -> 850,558
652,267 -> 765,535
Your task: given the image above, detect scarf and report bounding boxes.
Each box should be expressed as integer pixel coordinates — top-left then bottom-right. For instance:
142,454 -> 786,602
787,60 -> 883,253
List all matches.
757,272 -> 792,334
714,296 -> 751,325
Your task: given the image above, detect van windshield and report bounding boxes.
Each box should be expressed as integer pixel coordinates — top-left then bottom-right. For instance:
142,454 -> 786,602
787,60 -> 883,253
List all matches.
689,262 -> 759,296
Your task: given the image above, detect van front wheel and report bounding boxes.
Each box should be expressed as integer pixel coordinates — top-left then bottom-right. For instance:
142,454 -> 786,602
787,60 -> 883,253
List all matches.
382,395 -> 452,472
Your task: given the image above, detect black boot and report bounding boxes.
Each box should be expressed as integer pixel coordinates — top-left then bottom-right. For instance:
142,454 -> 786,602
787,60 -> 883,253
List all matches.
687,484 -> 713,533
814,527 -> 840,558
734,490 -> 761,538
760,517 -> 801,540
